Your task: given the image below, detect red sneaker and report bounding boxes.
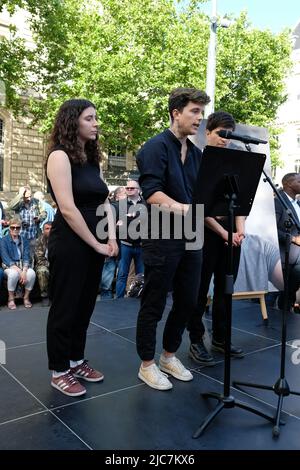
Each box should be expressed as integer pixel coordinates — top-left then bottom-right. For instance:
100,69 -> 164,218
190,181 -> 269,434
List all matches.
51,371 -> 86,397
71,360 -> 104,382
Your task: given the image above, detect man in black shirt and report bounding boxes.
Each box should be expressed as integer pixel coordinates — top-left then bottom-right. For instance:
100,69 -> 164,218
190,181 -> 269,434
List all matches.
136,87 -> 210,390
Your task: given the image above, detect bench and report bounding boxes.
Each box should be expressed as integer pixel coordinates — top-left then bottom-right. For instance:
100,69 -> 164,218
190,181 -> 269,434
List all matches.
207,290 -> 268,321
233,290 -> 268,321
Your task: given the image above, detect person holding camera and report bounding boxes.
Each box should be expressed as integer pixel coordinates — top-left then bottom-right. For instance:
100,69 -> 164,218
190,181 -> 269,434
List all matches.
8,186 -> 47,262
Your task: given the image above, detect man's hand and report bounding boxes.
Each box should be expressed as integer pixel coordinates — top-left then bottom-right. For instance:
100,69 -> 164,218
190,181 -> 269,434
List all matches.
232,232 -> 242,246
18,186 -> 27,196
237,232 -> 245,244
95,243 -> 111,257
292,235 -> 300,246
223,231 -> 242,246
161,202 -> 189,216
11,265 -> 22,273
107,239 -> 119,257
20,270 -> 27,285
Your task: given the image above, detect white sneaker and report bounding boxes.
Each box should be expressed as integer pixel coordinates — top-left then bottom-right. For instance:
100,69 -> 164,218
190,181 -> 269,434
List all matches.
159,355 -> 193,381
138,363 -> 173,390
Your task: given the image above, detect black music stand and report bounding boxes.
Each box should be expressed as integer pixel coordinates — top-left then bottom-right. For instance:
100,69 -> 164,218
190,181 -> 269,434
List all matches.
192,146 -> 275,438
233,159 -> 300,437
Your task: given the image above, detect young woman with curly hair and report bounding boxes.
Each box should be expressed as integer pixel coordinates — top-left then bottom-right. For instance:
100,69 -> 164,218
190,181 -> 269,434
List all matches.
46,99 -> 118,397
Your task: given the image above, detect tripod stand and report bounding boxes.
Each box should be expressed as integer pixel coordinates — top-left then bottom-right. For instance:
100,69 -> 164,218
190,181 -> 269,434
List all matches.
233,168 -> 300,437
193,147 -> 275,438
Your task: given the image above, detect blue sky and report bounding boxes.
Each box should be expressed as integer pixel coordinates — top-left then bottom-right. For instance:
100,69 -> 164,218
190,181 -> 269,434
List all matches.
199,0 -> 299,33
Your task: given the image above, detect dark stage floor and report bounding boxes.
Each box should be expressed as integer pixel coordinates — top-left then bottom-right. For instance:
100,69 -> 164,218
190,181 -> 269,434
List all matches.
1,297 -> 300,451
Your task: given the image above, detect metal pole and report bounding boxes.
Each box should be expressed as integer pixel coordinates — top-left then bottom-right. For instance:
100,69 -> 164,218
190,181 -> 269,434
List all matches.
0,80 -> 5,106
205,0 -> 217,117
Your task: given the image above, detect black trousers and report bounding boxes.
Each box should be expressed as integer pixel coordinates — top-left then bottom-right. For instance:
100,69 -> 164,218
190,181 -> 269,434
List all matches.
136,239 -> 202,361
187,228 -> 241,344
47,216 -> 104,371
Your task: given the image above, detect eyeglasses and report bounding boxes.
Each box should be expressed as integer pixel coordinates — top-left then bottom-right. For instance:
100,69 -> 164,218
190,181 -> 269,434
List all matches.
125,187 -> 138,190
10,226 -> 21,231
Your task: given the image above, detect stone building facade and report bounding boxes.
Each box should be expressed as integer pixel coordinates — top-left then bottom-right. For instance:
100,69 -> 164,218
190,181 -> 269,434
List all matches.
0,109 -> 47,200
0,105 -> 138,201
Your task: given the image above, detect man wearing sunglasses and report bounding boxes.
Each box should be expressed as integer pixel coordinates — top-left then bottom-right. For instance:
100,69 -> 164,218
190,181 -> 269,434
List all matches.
115,180 -> 145,298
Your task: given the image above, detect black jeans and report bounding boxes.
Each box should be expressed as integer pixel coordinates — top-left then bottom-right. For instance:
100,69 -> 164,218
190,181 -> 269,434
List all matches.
187,228 -> 241,344
136,239 -> 202,361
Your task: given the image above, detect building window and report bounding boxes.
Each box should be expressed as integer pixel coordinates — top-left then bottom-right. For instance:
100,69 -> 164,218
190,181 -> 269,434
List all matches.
0,118 -> 4,191
295,159 -> 300,173
107,146 -> 126,169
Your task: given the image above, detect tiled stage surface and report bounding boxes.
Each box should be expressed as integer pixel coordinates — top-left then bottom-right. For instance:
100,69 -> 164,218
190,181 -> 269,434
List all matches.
1,297 -> 300,451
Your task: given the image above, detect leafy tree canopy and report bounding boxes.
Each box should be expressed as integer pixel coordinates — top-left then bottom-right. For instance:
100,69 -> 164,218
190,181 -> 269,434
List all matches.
0,1 -> 292,166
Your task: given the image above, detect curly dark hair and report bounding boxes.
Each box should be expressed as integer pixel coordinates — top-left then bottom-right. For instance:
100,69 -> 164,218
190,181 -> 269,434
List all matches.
47,99 -> 101,165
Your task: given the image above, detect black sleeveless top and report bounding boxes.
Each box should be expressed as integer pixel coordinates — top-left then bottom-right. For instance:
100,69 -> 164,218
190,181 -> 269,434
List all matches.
47,145 -> 109,239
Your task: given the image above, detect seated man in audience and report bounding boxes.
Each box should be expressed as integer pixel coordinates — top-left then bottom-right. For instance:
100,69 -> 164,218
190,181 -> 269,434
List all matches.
34,222 -> 52,307
275,173 -> 300,312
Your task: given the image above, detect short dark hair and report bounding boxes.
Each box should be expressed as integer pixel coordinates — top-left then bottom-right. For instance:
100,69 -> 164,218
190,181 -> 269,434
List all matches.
282,173 -> 298,186
168,87 -> 210,121
206,111 -> 236,131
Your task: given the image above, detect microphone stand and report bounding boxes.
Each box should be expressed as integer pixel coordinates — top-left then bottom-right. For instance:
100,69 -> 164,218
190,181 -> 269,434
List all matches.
193,174 -> 275,439
233,143 -> 300,437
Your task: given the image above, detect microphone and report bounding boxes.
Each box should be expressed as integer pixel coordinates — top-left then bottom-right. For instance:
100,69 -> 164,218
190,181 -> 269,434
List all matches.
217,129 -> 268,145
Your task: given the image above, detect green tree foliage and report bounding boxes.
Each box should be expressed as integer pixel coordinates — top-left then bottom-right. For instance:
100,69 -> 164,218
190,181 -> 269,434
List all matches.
0,1 -> 72,110
215,12 -> 292,166
29,0 -> 209,149
0,1 -> 292,167
0,33 -> 27,111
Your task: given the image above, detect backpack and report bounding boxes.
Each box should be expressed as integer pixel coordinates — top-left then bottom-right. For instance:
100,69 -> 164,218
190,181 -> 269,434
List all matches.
127,273 -> 144,298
